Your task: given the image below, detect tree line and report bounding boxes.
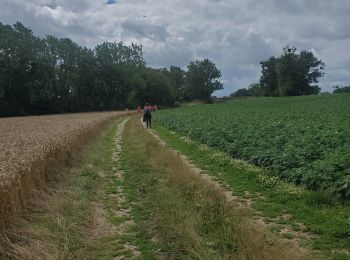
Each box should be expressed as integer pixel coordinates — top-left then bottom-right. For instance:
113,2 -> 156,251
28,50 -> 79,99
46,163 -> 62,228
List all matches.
232,46 -> 326,97
333,85 -> 350,94
0,22 -> 223,117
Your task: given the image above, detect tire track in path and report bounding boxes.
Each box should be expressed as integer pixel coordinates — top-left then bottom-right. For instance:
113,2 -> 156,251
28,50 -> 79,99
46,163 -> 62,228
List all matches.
92,117 -> 141,259
112,118 -> 140,259
140,117 -> 249,208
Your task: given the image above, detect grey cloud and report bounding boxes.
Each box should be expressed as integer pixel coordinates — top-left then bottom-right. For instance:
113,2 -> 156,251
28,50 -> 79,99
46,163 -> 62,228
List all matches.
121,19 -> 169,41
144,37 -> 193,68
0,0 -> 350,95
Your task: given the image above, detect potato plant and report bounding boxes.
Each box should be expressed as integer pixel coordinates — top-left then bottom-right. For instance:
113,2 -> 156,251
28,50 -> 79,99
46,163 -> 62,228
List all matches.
156,94 -> 350,199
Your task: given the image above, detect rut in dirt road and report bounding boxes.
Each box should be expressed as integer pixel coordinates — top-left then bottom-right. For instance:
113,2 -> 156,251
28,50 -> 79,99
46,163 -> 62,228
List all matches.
111,118 -> 140,258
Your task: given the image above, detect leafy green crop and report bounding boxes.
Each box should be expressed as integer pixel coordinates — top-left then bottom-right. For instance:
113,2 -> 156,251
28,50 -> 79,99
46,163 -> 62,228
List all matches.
156,94 -> 350,199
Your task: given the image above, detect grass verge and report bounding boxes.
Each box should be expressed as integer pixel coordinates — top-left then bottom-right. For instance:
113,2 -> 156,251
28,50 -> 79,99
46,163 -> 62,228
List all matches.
120,116 -> 308,259
153,123 -> 350,259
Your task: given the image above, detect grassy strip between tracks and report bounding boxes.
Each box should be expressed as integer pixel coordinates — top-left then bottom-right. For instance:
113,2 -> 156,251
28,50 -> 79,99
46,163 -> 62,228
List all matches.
0,117 -> 147,259
153,123 -> 350,260
120,116 -> 308,259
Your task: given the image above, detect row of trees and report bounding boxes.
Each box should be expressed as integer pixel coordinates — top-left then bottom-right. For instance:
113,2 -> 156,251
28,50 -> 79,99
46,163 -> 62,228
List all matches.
0,22 -> 223,117
232,46 -> 325,97
333,85 -> 350,93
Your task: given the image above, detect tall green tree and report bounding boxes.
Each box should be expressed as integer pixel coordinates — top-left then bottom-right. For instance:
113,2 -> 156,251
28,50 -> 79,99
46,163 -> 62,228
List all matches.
46,36 -> 82,113
94,41 -> 145,110
169,66 -> 186,100
276,46 -> 324,96
0,22 -> 42,115
260,57 -> 278,96
74,47 -> 98,111
29,37 -> 58,114
258,46 -> 325,97
297,49 -> 325,95
186,59 -> 223,101
127,68 -> 175,107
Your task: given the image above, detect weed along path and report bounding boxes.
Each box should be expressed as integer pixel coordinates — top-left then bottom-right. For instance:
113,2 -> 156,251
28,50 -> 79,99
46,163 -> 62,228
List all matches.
119,115 -> 309,259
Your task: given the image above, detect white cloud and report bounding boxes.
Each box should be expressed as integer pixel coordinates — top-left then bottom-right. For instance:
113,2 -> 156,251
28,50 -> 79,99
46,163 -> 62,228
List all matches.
1,0 -> 350,95
31,5 -> 78,26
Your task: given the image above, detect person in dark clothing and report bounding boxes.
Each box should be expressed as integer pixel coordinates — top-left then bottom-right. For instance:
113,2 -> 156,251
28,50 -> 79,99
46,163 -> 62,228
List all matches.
143,103 -> 152,128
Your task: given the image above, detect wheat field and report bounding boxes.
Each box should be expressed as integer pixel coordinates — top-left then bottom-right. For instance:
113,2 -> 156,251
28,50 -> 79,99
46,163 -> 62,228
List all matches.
0,111 -> 129,226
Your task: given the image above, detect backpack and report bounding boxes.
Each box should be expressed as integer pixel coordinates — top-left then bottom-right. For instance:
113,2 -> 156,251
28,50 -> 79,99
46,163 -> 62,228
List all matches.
144,107 -> 151,116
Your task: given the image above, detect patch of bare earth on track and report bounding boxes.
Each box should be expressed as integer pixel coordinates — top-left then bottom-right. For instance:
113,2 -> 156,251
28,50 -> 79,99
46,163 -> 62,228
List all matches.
142,119 -> 314,257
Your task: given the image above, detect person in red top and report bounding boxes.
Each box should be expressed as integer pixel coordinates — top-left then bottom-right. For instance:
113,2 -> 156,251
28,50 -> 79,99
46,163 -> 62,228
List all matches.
137,105 -> 141,113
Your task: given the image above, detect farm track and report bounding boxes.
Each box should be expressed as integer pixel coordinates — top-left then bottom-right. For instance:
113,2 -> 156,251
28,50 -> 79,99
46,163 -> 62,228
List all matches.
132,116 -> 311,259
0,111 -> 132,227
89,117 -> 140,259
111,117 -> 140,258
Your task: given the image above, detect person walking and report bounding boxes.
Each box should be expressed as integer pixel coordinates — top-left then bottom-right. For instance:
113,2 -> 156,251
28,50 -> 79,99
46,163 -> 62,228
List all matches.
143,103 -> 152,128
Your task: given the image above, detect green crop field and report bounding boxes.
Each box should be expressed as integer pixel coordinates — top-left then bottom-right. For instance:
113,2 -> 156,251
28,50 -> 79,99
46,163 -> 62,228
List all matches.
156,94 -> 350,199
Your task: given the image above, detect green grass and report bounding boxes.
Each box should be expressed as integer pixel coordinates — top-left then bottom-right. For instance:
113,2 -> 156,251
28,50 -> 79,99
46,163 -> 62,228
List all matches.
282,233 -> 295,240
153,123 -> 350,259
156,94 -> 350,198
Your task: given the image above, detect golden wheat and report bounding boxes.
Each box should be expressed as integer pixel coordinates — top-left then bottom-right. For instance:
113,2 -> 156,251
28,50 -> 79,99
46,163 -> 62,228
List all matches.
0,111 -> 130,226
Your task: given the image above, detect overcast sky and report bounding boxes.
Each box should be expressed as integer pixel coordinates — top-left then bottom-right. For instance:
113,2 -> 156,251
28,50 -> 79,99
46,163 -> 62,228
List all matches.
1,0 -> 349,96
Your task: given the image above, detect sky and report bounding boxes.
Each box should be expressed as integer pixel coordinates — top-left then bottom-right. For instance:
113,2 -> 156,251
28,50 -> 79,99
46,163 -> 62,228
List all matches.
0,0 -> 349,96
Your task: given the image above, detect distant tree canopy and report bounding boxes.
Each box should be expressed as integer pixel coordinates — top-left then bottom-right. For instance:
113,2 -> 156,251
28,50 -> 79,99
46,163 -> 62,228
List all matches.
275,46 -> 324,96
231,83 -> 263,97
168,66 -> 187,101
0,22 -> 222,117
186,59 -> 223,102
231,88 -> 249,97
0,22 -> 147,116
261,46 -> 324,96
231,46 -> 325,98
333,85 -> 350,93
260,57 -> 278,96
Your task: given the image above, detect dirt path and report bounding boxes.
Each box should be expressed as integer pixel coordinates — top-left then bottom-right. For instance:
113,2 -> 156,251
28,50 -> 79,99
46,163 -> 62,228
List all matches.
91,117 -> 141,259
111,118 -> 140,259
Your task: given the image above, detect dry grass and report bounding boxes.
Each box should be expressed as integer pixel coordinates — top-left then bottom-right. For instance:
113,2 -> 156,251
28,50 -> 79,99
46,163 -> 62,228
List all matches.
0,111 -> 131,227
0,117 -> 135,259
0,168 -> 92,260
123,116 -> 310,259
